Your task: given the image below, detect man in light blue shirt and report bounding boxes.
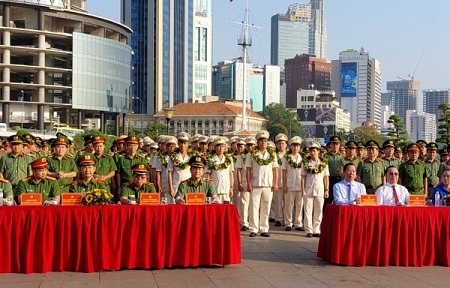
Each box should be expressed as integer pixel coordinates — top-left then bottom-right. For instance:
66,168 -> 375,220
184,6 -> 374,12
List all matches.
333,163 -> 367,204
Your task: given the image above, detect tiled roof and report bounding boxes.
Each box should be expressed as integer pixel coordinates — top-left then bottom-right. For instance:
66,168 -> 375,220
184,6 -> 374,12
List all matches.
154,102 -> 265,120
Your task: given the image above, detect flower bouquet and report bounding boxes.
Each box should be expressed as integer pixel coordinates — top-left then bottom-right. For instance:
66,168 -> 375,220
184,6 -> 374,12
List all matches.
82,188 -> 114,205
441,194 -> 450,206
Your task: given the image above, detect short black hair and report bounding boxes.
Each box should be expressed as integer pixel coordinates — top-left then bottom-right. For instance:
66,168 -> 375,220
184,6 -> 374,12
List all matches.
343,162 -> 356,172
385,165 -> 398,174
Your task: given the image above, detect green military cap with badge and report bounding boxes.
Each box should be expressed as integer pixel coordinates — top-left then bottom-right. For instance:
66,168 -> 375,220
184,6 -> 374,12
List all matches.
53,136 -> 70,147
125,136 -> 140,144
131,163 -> 150,174
31,157 -> 49,169
78,153 -> 96,166
382,139 -> 396,149
189,156 -> 206,168
426,142 -> 438,151
7,134 -> 25,145
365,140 -> 380,149
407,143 -> 420,152
345,141 -> 357,149
357,142 -> 365,149
329,135 -> 342,143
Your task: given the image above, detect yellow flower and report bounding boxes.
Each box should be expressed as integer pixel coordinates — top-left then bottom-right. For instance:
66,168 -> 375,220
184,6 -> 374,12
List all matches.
174,160 -> 180,166
95,192 -> 101,197
104,193 -> 110,199
258,160 -> 264,165
85,194 -> 93,203
214,165 -> 220,170
314,168 -> 319,173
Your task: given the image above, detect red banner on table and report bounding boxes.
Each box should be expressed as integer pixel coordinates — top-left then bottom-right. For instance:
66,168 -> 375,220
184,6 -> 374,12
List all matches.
360,194 -> 377,206
20,193 -> 42,206
140,193 -> 160,205
61,193 -> 83,206
409,195 -> 426,206
186,193 -> 205,204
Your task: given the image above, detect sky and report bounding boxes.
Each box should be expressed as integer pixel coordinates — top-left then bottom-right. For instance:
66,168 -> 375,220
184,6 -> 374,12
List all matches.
85,0 -> 450,93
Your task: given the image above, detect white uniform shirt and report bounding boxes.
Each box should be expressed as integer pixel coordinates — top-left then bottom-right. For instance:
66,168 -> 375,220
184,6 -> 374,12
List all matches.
235,154 -> 248,188
281,154 -> 302,191
155,155 -> 169,192
207,154 -> 234,195
276,151 -> 286,187
245,149 -> 279,187
375,183 -> 410,205
167,153 -> 191,192
300,159 -> 330,197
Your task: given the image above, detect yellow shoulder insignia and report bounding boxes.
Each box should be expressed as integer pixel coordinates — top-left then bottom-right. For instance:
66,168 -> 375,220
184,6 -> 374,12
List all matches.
46,176 -> 57,181
0,178 -> 9,183
96,178 -> 105,183
106,151 -> 114,157
145,182 -> 155,186
70,180 -> 80,185
203,178 -> 213,183
180,179 -> 189,184
138,153 -> 147,158
21,176 -> 31,182
26,153 -> 35,158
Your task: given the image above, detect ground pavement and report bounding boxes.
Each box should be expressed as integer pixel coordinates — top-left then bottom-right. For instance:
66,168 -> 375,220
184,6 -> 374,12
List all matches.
1,224 -> 449,288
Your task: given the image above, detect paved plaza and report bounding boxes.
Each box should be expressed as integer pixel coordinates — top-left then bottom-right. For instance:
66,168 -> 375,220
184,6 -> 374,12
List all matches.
1,224 -> 449,288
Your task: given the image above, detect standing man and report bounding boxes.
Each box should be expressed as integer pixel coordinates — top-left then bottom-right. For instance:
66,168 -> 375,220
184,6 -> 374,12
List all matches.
271,133 -> 288,226
246,130 -> 278,238
382,140 -> 401,168
168,132 -> 192,199
282,136 -> 304,231
92,135 -> 117,192
398,143 -> 428,195
334,163 -> 366,204
424,142 -> 440,198
46,136 -> 78,193
356,140 -> 385,194
116,136 -> 147,196
416,140 -> 428,161
356,142 -> 366,160
376,166 -> 410,205
323,136 -> 343,205
236,137 -> 255,231
339,141 -> 360,176
301,141 -> 329,238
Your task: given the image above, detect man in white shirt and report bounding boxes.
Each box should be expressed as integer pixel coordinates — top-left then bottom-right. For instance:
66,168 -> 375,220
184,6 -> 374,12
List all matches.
333,163 -> 367,204
376,166 -> 410,205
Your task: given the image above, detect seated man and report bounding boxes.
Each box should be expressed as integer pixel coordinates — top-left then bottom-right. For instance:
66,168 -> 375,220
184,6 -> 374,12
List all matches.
375,166 -> 410,205
0,177 -> 14,204
175,156 -> 217,204
69,153 -> 109,193
16,157 -> 61,204
333,163 -> 367,204
120,163 -> 156,204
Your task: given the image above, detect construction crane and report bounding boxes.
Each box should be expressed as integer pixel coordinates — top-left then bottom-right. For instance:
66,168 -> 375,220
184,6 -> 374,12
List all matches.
408,49 -> 425,81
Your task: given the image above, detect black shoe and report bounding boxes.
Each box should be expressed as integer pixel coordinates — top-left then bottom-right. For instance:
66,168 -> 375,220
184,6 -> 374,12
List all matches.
295,227 -> 305,231
313,233 -> 320,238
249,232 -> 257,237
285,226 -> 292,231
274,220 -> 282,227
260,232 -> 270,237
269,218 -> 275,223
306,233 -> 313,238
241,226 -> 249,231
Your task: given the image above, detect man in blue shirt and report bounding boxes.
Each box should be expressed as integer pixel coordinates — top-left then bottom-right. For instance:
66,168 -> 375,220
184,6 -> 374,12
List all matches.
333,163 -> 366,204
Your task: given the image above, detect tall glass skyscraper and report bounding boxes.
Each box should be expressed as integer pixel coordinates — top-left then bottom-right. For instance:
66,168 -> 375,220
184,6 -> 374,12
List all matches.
121,0 -> 211,114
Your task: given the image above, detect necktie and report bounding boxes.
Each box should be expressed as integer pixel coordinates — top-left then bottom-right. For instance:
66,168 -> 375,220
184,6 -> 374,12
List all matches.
392,185 -> 399,205
347,184 -> 352,203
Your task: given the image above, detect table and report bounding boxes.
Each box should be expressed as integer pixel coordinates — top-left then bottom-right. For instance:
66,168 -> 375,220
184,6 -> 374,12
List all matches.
0,204 -> 241,273
317,205 -> 450,267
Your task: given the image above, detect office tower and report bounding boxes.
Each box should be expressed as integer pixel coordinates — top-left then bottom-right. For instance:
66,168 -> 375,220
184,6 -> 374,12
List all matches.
381,92 -> 392,106
386,79 -> 420,123
406,110 -> 436,143
331,48 -> 382,129
212,60 -> 280,112
284,54 -> 331,108
122,0 -> 212,114
271,1 -> 327,71
423,89 -> 450,119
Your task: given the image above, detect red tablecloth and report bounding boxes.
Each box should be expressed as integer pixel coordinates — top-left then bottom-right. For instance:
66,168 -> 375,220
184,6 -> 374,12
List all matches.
0,204 -> 241,273
317,205 -> 450,267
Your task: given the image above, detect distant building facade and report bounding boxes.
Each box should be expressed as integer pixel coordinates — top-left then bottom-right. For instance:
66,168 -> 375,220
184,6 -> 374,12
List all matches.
406,110 -> 436,143
386,79 -> 420,124
423,89 -> 450,119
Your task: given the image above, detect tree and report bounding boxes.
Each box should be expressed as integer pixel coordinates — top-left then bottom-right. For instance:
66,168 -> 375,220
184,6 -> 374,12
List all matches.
261,103 -> 306,140
436,103 -> 450,145
353,125 -> 385,145
73,130 -> 115,151
387,114 -> 408,143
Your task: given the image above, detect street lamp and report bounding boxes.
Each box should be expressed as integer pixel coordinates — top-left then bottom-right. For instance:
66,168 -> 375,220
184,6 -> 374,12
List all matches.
163,108 -> 175,134
132,97 -> 144,134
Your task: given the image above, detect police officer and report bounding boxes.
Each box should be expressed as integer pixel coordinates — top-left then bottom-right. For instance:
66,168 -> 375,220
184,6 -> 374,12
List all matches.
424,142 -> 440,198
16,157 -> 61,204
416,140 -> 427,161
175,156 -> 217,204
69,153 -> 109,193
356,142 -> 366,160
382,140 -> 401,168
116,136 -> 147,195
92,135 -> 117,192
46,136 -> 78,193
120,163 -> 156,204
339,140 -> 360,176
356,140 -> 385,194
398,143 -> 429,195
324,136 -> 343,204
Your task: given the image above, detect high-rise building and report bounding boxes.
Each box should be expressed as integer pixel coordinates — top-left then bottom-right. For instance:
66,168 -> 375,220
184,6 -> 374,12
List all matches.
406,110 -> 436,143
386,79 -> 420,123
121,0 -> 212,114
331,49 -> 382,129
423,89 -> 450,119
212,60 -> 280,112
270,1 -> 326,70
284,54 -> 331,108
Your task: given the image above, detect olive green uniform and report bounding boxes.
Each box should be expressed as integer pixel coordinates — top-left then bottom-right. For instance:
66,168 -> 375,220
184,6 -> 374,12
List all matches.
95,153 -> 117,186
382,157 -> 401,169
116,153 -> 148,183
399,160 -> 429,195
16,176 -> 61,202
339,156 -> 360,173
0,153 -> 33,186
69,178 -> 109,193
425,159 -> 440,196
0,178 -> 14,198
324,152 -> 343,203
175,178 -> 216,200
437,162 -> 450,178
357,159 -> 385,194
120,182 -> 156,201
47,156 -> 78,191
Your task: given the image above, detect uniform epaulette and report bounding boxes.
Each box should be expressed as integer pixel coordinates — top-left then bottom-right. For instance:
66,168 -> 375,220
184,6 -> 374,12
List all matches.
145,182 -> 154,186
106,151 -> 114,157
21,176 -> 31,182
46,176 -> 57,181
26,153 -> 35,158
64,152 -> 75,159
123,181 -> 132,186
96,178 -> 105,183
71,180 -> 80,185
180,179 -> 189,184
203,178 -> 213,183
0,178 -> 9,183
137,153 -> 146,158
